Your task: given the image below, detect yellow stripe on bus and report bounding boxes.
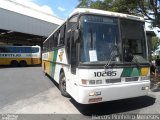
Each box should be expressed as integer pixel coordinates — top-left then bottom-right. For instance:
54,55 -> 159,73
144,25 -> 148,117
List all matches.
0,58 -> 41,65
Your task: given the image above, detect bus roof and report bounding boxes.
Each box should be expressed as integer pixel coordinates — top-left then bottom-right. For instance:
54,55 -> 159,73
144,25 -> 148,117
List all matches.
70,8 -> 144,21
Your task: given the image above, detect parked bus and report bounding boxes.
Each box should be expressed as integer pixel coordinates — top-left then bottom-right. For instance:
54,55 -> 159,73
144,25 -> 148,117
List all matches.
0,45 -> 41,67
42,8 -> 150,104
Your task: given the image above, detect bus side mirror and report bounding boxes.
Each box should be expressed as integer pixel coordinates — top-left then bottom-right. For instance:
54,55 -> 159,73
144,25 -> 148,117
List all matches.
74,29 -> 79,43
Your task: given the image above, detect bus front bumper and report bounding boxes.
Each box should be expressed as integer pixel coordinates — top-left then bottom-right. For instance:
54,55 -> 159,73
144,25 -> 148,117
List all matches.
76,81 -> 150,104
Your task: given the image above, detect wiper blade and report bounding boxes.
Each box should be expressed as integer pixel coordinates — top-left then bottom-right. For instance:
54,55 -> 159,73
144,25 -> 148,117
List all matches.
104,45 -> 119,69
89,29 -> 94,49
132,55 -> 140,68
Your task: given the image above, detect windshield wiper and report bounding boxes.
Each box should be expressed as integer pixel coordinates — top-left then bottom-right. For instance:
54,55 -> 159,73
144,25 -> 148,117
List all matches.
89,29 -> 94,49
104,45 -> 119,69
132,55 -> 140,68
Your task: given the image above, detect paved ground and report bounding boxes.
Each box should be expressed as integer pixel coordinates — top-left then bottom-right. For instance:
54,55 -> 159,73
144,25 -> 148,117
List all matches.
0,66 -> 79,114
0,66 -> 160,120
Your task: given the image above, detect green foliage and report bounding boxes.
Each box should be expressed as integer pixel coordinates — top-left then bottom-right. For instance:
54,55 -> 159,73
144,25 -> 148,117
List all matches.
77,0 -> 90,8
152,36 -> 160,51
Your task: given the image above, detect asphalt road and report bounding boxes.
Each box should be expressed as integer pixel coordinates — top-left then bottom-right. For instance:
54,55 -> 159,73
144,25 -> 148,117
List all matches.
0,66 -> 160,120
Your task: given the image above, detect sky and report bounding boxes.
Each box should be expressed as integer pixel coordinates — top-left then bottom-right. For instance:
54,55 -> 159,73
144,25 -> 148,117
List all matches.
12,0 -> 79,20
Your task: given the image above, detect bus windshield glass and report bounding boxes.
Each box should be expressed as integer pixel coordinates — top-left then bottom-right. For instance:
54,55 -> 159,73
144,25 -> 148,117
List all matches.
80,15 -> 119,64
80,15 -> 148,64
121,19 -> 147,63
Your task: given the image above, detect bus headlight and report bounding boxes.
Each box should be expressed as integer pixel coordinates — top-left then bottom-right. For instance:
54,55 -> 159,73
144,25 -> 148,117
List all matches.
89,80 -> 95,85
142,86 -> 149,90
141,76 -> 150,81
81,79 -> 103,85
96,80 -> 102,84
81,79 -> 87,85
89,91 -> 101,96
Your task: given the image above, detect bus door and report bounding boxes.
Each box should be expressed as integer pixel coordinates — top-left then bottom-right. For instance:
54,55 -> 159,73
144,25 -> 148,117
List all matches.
66,28 -> 79,96
70,30 -> 77,74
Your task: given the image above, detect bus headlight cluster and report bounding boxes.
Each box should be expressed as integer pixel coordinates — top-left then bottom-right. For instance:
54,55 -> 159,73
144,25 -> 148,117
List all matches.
141,76 -> 150,81
89,91 -> 101,96
81,79 -> 102,85
142,86 -> 149,90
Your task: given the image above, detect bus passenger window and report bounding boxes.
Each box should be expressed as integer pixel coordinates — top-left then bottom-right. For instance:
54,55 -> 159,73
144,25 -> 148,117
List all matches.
66,31 -> 71,63
54,32 -> 58,47
0,47 -> 7,53
32,48 -> 39,53
50,35 -> 54,50
57,32 -> 61,46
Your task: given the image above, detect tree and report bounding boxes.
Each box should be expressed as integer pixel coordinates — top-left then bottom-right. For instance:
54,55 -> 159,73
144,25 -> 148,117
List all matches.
137,0 -> 160,28
77,0 -> 91,8
151,36 -> 160,51
77,0 -> 160,29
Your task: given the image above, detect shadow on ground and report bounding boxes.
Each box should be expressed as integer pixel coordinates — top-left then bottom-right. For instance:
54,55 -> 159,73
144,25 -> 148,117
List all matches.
70,95 -> 155,116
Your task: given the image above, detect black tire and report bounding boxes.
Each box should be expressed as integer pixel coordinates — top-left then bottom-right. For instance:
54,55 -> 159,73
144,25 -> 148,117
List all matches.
59,72 -> 69,97
11,60 -> 18,67
19,60 -> 27,67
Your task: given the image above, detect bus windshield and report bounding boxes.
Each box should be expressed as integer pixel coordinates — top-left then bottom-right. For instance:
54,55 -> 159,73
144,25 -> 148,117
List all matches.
121,19 -> 147,63
80,15 -> 148,64
80,15 -> 119,64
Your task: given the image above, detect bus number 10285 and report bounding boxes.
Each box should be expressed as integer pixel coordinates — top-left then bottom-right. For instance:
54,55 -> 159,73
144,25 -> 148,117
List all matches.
94,71 -> 117,77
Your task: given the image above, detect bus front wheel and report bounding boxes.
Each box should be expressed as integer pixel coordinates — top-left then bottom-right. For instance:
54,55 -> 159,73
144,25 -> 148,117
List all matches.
59,72 -> 69,97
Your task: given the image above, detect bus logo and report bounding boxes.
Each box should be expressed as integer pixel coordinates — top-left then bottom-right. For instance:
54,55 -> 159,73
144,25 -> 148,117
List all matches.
59,51 -> 64,61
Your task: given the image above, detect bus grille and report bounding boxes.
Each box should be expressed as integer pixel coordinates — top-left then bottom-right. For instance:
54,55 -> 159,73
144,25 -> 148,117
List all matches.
106,78 -> 121,83
125,77 -> 139,82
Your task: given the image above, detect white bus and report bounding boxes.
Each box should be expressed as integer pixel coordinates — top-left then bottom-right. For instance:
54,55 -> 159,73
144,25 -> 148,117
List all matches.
0,45 -> 41,67
42,8 -> 150,104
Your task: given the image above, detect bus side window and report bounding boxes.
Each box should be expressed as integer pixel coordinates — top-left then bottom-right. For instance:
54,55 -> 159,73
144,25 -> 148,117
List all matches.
0,47 -> 3,52
66,31 -> 71,63
20,47 -> 26,53
71,34 -> 76,64
70,31 -> 77,74
67,15 -> 78,30
50,35 -> 54,50
32,48 -> 39,53
0,47 -> 6,53
25,47 -> 31,53
60,25 -> 66,45
66,15 -> 78,64
43,40 -> 49,52
54,32 -> 58,47
57,31 -> 61,46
